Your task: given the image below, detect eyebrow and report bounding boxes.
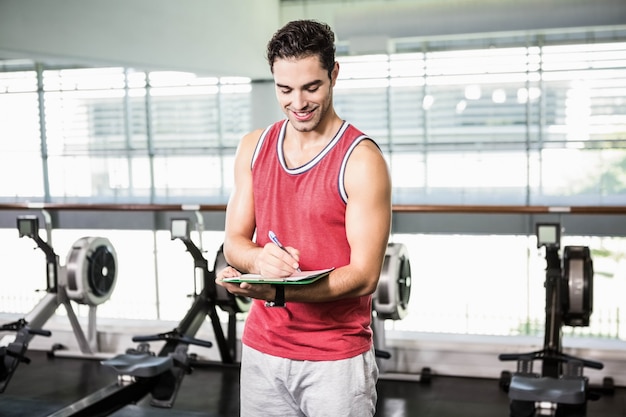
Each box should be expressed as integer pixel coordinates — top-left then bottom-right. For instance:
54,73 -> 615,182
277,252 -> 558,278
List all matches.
276,79 -> 323,90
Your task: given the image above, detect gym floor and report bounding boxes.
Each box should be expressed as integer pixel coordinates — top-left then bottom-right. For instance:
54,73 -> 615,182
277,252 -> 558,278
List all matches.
1,350 -> 624,417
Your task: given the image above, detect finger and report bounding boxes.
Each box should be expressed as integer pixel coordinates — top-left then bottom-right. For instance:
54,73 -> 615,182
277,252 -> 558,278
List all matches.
285,247 -> 300,264
270,246 -> 300,271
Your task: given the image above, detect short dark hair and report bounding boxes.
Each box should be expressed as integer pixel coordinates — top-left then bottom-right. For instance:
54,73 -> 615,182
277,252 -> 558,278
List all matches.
266,20 -> 336,79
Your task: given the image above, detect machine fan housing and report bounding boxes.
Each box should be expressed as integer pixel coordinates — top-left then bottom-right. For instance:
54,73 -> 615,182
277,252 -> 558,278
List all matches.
213,245 -> 251,314
373,243 -> 412,320
562,245 -> 593,327
65,236 -> 118,306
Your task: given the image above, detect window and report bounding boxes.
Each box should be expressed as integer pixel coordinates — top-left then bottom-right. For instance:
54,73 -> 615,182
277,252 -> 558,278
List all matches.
0,65 -> 44,200
1,31 -> 625,205
1,27 -> 625,339
2,68 -> 251,203
333,36 -> 626,205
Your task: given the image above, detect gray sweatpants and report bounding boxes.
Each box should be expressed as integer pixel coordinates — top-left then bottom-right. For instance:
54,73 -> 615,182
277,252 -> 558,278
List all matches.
240,344 -> 379,417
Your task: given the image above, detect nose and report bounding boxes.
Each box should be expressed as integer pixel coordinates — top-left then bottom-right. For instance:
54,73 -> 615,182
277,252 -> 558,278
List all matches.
291,90 -> 308,111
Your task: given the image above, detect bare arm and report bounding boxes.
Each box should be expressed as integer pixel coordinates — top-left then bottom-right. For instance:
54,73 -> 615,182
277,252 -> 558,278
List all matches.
223,128 -> 264,272
221,129 -> 302,301
219,138 -> 392,303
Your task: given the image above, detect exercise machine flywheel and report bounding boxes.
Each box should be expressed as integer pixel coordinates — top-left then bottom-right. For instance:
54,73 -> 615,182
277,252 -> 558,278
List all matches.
65,236 -> 118,307
374,242 -> 412,320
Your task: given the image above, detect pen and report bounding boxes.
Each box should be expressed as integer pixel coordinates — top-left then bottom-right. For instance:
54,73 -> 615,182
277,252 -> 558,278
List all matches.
268,230 -> 301,272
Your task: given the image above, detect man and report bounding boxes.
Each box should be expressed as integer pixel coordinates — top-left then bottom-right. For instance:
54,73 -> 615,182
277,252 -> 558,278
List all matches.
218,19 -> 392,417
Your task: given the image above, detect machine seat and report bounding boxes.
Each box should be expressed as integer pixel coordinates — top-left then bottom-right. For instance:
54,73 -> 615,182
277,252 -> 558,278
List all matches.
101,353 -> 173,378
508,374 -> 586,404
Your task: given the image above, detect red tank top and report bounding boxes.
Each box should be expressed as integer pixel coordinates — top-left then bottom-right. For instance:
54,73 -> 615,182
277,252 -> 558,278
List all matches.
243,119 -> 375,361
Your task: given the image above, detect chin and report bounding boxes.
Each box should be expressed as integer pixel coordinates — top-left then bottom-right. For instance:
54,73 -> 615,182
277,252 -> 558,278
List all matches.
292,123 -> 317,133
289,116 -> 319,132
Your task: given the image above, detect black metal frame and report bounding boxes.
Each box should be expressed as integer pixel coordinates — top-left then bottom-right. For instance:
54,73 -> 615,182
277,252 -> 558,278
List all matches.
498,224 -> 610,417
46,219 -> 242,416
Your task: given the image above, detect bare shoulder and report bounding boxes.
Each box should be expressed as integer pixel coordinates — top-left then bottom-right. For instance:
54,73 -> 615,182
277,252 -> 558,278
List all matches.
234,127 -> 266,167
239,127 -> 266,151
345,139 -> 391,194
349,139 -> 389,174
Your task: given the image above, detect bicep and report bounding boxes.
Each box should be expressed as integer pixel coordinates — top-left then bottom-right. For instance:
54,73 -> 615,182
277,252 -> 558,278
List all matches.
344,141 -> 392,290
224,131 -> 262,263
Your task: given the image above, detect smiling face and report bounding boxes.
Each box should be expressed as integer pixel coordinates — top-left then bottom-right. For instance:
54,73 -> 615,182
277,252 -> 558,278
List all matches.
273,55 -> 339,133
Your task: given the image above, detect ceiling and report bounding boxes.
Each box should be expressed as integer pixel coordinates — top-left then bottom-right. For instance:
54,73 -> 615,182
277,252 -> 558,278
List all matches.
1,0 -> 625,79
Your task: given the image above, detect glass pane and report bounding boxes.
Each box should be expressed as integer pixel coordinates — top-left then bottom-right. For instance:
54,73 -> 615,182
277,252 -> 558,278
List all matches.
219,82 -> 252,149
0,227 -> 47,313
0,88 -> 44,199
152,155 -> 230,203
387,233 -> 626,339
47,155 -> 151,202
44,90 -> 127,156
334,85 -> 389,141
541,42 -> 626,144
423,152 -> 529,204
389,85 -> 424,146
83,229 -> 158,320
156,230 -> 226,321
150,87 -> 220,149
2,227 -> 624,339
0,228 -> 158,320
531,147 -> 626,205
389,234 -> 533,335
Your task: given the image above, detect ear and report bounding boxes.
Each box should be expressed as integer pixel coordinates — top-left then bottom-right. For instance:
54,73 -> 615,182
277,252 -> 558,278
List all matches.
331,61 -> 339,86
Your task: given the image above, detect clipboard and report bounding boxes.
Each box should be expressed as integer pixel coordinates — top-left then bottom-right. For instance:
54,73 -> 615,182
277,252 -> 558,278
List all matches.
222,267 -> 334,285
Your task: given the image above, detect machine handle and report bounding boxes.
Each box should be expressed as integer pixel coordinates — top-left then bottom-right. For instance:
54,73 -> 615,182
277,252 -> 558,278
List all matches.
498,353 -> 525,361
0,319 -> 51,337
28,328 -> 52,337
132,332 -> 213,349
